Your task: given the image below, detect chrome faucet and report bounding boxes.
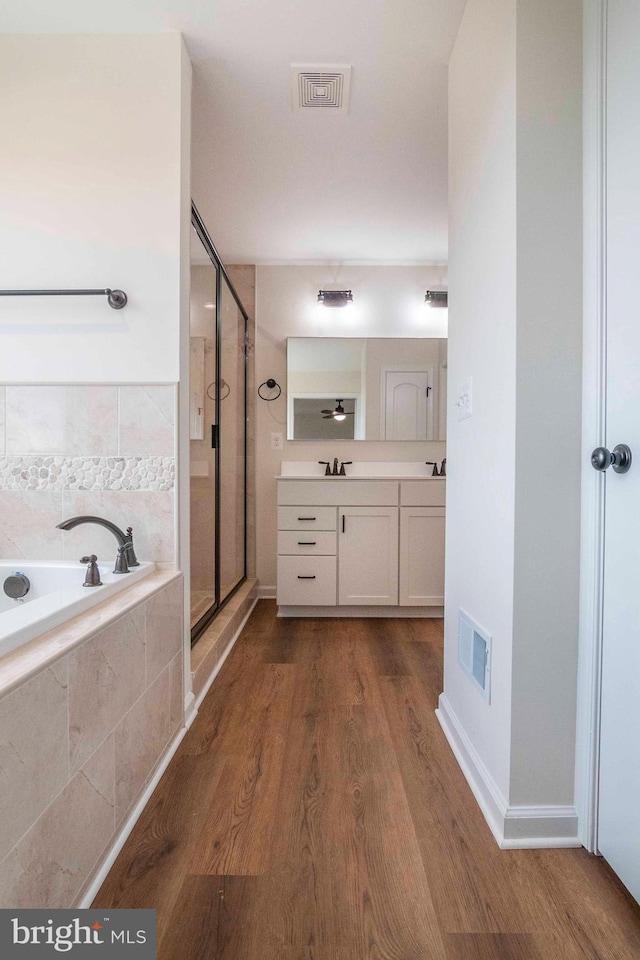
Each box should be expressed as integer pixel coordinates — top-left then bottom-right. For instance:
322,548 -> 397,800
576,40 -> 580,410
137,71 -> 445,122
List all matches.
56,515 -> 139,574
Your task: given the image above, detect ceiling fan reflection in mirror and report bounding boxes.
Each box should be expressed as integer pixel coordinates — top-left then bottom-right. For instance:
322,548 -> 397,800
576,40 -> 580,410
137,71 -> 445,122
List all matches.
321,400 -> 355,422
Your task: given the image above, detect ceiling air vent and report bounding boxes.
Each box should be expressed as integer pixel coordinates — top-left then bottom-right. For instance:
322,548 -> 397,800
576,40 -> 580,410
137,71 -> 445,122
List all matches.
291,64 -> 351,112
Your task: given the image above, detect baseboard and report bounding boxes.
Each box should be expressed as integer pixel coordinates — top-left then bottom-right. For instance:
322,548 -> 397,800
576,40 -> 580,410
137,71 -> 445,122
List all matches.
436,694 -> 580,849
502,805 -> 580,847
183,690 -> 197,728
278,605 -> 444,618
257,584 -> 276,599
77,721 -> 190,908
193,596 -> 258,711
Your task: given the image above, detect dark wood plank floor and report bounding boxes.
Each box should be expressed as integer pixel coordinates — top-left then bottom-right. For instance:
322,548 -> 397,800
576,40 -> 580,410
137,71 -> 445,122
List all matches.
94,602 -> 640,959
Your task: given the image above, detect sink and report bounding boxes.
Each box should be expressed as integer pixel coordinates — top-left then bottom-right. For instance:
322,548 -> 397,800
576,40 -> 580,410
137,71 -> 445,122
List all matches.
279,461 -> 444,479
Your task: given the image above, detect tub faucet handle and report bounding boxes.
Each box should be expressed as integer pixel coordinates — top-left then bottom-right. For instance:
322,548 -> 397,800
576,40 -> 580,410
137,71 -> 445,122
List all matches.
124,526 -> 140,566
80,555 -> 102,588
113,545 -> 130,575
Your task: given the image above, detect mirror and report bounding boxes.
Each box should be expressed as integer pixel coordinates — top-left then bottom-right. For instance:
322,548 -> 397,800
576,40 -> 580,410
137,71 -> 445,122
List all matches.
287,337 -> 447,441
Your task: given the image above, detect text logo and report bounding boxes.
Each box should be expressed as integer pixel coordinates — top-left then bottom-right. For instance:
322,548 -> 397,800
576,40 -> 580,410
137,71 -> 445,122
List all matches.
0,909 -> 156,957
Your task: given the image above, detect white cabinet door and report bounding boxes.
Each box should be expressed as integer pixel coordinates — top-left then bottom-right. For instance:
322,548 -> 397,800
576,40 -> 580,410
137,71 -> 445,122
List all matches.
399,507 -> 445,606
338,506 -> 398,605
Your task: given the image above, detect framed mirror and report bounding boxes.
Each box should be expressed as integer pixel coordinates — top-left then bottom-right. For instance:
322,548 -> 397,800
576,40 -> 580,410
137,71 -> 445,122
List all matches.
287,337 -> 447,441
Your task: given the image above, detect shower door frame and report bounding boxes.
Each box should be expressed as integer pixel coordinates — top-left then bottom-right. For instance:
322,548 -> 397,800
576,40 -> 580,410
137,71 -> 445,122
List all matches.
190,201 -> 249,644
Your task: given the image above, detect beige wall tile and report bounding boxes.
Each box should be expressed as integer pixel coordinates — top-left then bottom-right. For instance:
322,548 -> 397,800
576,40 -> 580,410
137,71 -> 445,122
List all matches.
115,666 -> 171,823
146,577 -> 183,684
82,732 -> 115,807
0,735 -> 115,908
119,386 -> 175,457
0,490 -> 64,560
0,661 -> 69,860
5,386 -> 118,456
61,489 -> 175,564
68,613 -> 145,773
189,478 -> 215,591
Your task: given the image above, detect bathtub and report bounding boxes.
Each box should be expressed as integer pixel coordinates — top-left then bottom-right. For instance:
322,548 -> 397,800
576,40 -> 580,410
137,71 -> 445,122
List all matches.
0,560 -> 155,657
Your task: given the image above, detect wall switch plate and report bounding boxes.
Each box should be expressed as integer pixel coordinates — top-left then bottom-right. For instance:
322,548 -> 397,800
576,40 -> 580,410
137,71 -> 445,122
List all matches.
455,377 -> 472,421
270,432 -> 284,451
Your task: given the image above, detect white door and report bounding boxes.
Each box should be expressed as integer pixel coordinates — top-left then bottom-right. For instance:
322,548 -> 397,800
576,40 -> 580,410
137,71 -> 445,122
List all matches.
382,368 -> 431,440
338,506 -> 398,605
597,0 -> 640,902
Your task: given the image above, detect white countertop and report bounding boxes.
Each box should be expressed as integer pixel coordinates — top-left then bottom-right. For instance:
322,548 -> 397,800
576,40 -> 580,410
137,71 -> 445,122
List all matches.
278,460 -> 445,479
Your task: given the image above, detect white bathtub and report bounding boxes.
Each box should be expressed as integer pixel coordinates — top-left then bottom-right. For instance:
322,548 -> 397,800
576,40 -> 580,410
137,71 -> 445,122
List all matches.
0,560 -> 155,657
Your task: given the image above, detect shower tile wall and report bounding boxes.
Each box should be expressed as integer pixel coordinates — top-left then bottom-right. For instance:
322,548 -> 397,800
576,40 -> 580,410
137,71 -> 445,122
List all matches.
0,385 -> 176,564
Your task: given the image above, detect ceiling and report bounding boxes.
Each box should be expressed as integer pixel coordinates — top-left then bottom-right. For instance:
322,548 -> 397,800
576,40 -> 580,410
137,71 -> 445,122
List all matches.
1,0 -> 466,264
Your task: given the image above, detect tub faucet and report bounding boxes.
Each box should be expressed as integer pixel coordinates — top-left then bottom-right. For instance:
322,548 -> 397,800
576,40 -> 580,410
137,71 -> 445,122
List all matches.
56,515 -> 139,574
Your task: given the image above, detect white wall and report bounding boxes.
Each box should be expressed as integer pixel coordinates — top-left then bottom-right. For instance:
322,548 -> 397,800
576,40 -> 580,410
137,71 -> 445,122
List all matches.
444,0 -> 582,838
511,0 -> 583,806
0,34 -> 189,384
255,265 -> 448,589
446,0 -> 517,802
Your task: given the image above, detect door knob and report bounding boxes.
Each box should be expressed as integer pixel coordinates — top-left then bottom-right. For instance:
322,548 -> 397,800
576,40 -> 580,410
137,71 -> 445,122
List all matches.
591,444 -> 632,474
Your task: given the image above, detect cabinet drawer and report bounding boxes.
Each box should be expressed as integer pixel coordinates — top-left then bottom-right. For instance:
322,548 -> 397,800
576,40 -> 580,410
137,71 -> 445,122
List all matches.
277,531 -> 337,555
400,479 -> 446,506
277,506 -> 337,531
278,480 -> 398,506
277,556 -> 337,606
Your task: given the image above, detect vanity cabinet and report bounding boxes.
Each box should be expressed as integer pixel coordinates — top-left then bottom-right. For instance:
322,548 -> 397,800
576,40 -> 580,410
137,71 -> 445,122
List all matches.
276,477 -> 445,615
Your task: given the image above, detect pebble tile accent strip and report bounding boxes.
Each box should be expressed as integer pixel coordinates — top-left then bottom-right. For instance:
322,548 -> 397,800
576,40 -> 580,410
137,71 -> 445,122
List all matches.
0,457 -> 175,491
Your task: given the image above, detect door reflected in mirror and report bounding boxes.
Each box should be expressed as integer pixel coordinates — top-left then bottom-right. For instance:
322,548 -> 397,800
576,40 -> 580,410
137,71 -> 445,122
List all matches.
287,337 -> 447,441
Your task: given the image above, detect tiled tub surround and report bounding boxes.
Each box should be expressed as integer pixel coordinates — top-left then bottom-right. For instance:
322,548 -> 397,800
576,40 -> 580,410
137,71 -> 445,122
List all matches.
0,571 -> 184,908
0,385 -> 176,564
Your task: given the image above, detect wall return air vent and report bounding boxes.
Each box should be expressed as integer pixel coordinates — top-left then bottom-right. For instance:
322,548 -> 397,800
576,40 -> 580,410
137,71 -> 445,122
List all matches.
291,64 -> 352,112
458,609 -> 492,703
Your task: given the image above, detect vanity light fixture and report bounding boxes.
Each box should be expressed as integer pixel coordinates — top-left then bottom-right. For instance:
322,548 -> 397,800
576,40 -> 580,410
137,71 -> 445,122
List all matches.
425,290 -> 448,308
317,289 -> 353,308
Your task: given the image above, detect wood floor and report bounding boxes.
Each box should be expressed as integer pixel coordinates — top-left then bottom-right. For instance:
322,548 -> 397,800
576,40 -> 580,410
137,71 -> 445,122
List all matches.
94,602 -> 640,959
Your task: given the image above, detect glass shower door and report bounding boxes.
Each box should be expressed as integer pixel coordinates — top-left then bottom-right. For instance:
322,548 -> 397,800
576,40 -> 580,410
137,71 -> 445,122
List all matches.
190,203 -> 248,642
189,226 -> 218,629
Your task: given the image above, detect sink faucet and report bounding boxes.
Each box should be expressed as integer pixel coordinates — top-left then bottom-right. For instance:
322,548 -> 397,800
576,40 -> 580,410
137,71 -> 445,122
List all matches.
56,515 -> 139,573
332,457 -> 339,476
